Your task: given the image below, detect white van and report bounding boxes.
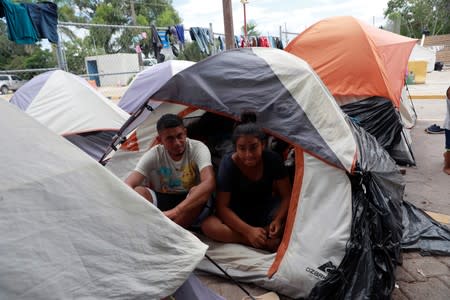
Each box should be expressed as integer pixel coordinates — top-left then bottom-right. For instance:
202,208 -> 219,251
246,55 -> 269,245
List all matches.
0,74 -> 27,94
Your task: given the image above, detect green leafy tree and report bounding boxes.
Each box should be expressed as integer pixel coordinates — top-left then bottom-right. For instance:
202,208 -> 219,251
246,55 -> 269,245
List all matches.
0,21 -> 56,78
242,20 -> 260,37
384,0 -> 450,37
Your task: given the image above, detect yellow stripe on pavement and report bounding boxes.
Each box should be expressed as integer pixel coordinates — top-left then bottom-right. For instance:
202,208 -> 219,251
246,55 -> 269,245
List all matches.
410,95 -> 446,100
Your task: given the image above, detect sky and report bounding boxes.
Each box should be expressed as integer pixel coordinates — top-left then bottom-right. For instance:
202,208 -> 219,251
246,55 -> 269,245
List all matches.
172,0 -> 390,43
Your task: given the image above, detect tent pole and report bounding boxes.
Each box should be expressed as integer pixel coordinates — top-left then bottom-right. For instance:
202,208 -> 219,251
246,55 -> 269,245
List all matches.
205,254 -> 257,300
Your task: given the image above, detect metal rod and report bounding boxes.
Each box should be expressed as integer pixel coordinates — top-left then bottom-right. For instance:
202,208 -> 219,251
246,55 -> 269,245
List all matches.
205,254 -> 256,300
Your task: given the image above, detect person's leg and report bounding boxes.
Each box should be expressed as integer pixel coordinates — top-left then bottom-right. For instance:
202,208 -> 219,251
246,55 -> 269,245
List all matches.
174,204 -> 204,228
444,129 -> 450,175
201,216 -> 248,244
445,129 -> 450,150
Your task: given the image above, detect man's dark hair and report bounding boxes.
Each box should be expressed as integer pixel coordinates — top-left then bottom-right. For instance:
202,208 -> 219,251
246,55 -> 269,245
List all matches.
156,114 -> 184,132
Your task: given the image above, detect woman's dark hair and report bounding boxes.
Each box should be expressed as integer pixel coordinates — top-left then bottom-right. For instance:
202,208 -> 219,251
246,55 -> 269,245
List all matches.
156,114 -> 184,132
232,112 -> 266,145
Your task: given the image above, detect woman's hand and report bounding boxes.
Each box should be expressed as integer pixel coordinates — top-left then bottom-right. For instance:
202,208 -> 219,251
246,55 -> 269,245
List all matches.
247,226 -> 268,248
268,218 -> 283,239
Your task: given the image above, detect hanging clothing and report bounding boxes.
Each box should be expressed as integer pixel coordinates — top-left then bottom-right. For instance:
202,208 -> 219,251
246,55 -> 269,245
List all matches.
234,36 -> 240,48
0,0 -> 39,44
268,36 -> 276,48
165,25 -> 179,45
150,24 -> 163,61
175,24 -> 185,44
24,1 -> 58,43
189,27 -> 211,55
218,36 -> 224,51
275,37 -> 284,49
258,36 -> 270,47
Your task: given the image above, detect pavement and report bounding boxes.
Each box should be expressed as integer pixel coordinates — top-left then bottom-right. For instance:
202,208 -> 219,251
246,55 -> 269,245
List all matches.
407,71 -> 449,99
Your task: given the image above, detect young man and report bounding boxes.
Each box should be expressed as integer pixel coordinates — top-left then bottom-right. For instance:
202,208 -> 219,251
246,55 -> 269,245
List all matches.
125,114 -> 215,228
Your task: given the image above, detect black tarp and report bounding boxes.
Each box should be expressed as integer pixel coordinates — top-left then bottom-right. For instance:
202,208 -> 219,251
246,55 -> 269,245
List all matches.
341,97 -> 415,166
309,121 -> 404,299
308,121 -> 450,300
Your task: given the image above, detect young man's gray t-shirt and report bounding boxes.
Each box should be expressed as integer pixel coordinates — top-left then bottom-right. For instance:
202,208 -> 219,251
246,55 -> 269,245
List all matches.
135,138 -> 212,194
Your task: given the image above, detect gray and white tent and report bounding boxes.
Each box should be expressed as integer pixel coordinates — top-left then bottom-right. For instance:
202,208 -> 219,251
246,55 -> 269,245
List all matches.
103,48 -> 409,298
0,100 -> 207,299
10,70 -> 129,162
118,59 -> 195,113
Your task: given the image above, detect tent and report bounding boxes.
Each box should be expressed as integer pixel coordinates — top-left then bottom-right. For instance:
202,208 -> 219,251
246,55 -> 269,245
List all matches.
0,100 -> 207,299
118,59 -> 195,113
10,70 -> 129,162
285,16 -> 418,166
285,16 -> 417,108
103,47 -> 408,298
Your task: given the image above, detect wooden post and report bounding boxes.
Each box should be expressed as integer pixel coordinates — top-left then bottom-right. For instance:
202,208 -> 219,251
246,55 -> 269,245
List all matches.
222,0 -> 235,50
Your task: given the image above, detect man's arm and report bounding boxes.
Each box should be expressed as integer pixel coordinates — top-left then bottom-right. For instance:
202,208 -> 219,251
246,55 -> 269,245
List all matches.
164,166 -> 215,219
124,171 -> 146,189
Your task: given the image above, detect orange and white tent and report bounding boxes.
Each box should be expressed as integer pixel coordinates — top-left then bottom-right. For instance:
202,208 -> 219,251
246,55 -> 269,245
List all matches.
285,16 -> 417,108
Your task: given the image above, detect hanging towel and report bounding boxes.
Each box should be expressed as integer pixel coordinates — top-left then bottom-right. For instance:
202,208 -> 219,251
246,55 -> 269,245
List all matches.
0,0 -> 38,44
24,1 -> 58,43
175,24 -> 185,44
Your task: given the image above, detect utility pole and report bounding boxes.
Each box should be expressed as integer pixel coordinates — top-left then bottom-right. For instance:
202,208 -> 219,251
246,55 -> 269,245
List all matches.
241,0 -> 248,47
222,0 -> 235,50
130,0 -> 137,25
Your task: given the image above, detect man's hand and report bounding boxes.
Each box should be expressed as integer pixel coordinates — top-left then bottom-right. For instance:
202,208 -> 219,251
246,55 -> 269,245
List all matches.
164,206 -> 182,221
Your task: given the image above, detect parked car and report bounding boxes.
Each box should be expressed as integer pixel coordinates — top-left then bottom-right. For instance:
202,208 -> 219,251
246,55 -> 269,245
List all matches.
0,74 -> 27,94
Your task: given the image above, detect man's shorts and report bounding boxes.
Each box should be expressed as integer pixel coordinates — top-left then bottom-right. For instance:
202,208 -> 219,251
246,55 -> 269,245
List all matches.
147,189 -> 214,227
154,191 -> 188,211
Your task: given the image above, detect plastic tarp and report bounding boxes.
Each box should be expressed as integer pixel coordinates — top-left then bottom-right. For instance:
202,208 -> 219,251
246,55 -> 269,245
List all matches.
310,121 -> 404,299
0,101 -> 207,299
401,201 -> 450,256
341,97 -> 415,165
309,121 -> 450,299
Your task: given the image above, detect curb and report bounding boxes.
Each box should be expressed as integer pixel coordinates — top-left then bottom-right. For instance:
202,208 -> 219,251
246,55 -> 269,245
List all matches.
425,211 -> 450,224
410,95 -> 446,100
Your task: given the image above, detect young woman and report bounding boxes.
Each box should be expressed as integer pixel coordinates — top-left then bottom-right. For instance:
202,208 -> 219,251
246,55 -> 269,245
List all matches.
444,86 -> 450,175
201,112 -> 291,252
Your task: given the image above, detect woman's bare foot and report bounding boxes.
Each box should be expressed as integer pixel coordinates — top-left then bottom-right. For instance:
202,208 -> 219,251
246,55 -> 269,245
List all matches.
265,237 -> 281,253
